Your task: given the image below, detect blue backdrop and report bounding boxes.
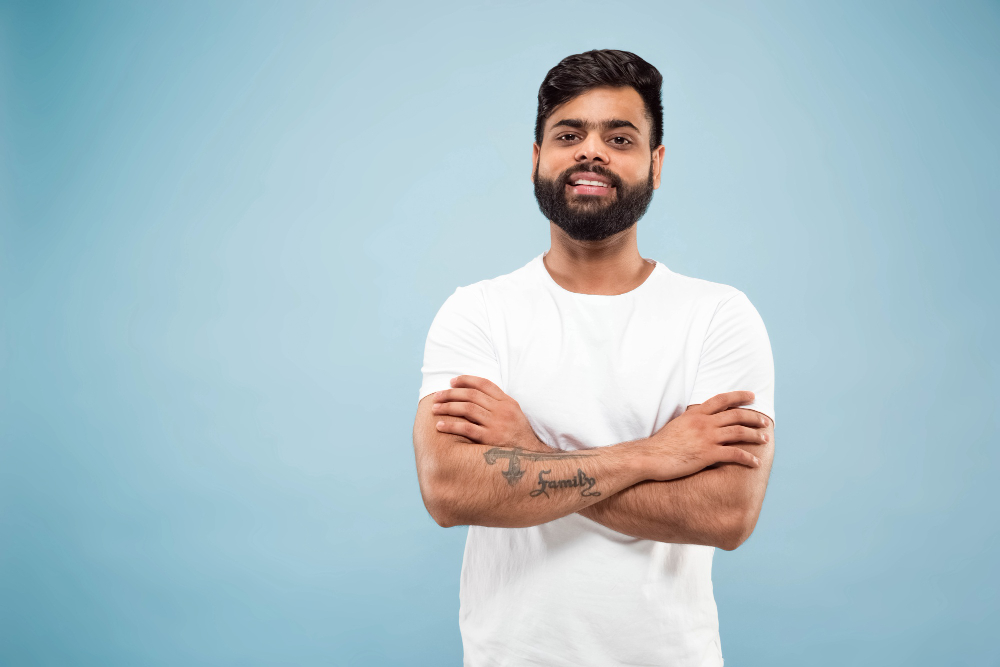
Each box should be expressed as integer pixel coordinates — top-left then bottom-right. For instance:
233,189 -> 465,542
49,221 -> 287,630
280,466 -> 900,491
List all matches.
2,1 -> 998,665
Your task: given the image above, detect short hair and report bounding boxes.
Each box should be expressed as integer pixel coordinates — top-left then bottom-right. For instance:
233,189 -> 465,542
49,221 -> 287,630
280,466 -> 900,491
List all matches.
534,49 -> 664,151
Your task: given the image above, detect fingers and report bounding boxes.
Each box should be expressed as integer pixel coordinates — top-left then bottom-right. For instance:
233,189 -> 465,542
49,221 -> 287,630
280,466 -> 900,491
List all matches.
714,444 -> 761,468
713,408 -> 770,430
691,391 -> 755,415
716,424 -> 769,444
434,387 -> 496,409
432,400 -> 490,425
436,418 -> 486,442
449,375 -> 506,400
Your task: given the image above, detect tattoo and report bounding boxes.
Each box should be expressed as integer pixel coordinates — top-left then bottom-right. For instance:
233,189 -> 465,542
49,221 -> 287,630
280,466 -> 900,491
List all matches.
482,447 -> 593,486
529,469 -> 601,499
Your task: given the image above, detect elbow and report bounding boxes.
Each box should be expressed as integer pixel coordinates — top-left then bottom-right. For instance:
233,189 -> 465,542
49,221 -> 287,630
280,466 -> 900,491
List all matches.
717,506 -> 760,552
717,529 -> 748,552
429,508 -> 459,529
426,492 -> 461,528
418,460 -> 463,528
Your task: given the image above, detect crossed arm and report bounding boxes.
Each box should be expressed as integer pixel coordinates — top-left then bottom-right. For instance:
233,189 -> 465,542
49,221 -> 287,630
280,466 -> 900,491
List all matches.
576,412 -> 774,550
413,375 -> 774,550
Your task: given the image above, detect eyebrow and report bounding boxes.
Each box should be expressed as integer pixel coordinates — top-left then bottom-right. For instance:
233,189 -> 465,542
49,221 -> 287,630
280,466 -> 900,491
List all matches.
550,118 -> 641,133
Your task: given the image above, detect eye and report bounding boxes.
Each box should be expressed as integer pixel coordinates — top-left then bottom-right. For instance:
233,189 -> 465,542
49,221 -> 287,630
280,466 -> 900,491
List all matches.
556,133 -> 579,141
610,136 -> 632,146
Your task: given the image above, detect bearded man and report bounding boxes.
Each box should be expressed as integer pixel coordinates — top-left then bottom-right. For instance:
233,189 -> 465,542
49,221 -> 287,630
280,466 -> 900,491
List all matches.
413,49 -> 776,667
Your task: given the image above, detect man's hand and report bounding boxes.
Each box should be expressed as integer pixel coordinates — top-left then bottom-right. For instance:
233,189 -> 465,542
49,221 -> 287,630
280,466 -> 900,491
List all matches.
636,391 -> 768,481
416,377 -> 647,528
423,376 -> 772,544
580,399 -> 774,548
431,376 -> 552,453
431,378 -> 767,482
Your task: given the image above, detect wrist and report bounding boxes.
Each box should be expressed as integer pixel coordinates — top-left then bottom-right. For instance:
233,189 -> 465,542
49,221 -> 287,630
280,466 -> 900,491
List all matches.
518,432 -> 557,453
611,437 -> 651,485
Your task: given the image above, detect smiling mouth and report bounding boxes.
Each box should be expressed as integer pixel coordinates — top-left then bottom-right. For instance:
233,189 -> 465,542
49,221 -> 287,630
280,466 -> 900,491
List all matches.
565,170 -> 617,196
566,181 -> 616,197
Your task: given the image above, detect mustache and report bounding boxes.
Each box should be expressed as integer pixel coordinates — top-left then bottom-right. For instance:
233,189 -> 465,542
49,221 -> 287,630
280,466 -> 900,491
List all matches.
560,164 -> 623,189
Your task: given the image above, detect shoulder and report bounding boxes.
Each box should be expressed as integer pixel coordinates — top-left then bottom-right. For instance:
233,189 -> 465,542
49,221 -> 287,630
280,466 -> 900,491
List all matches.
449,254 -> 542,302
656,264 -> 748,309
431,254 -> 540,323
652,266 -> 772,339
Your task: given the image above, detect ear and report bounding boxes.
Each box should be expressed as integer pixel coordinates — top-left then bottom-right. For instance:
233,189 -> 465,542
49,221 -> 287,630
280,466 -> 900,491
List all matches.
652,144 -> 665,190
531,142 -> 540,183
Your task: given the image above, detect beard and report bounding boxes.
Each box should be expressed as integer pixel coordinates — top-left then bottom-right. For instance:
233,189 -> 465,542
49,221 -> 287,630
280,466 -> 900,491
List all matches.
533,161 -> 655,242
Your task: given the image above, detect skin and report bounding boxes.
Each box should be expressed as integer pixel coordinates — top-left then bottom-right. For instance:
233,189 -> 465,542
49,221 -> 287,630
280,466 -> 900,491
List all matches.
531,85 -> 665,295
412,85 -> 775,549
428,376 -> 774,549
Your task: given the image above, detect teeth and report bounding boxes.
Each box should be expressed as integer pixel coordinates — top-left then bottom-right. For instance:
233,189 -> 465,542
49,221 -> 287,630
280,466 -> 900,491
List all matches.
572,179 -> 610,187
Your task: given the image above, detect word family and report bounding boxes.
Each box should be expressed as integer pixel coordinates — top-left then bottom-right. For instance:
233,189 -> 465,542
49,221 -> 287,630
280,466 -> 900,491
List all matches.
529,468 -> 600,498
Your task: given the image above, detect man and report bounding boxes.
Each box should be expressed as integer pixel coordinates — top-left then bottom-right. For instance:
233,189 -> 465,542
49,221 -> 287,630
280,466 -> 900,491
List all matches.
413,49 -> 775,666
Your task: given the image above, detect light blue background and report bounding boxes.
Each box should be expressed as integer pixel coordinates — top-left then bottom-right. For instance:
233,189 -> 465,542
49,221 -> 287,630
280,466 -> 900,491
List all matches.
2,1 -> 998,665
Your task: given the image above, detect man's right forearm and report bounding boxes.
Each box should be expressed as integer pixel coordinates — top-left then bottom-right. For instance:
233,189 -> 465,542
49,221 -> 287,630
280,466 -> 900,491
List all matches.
419,440 -> 645,529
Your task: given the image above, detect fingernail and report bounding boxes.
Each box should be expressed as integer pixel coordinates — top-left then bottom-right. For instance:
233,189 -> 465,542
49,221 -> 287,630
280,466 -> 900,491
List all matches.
436,421 -> 444,428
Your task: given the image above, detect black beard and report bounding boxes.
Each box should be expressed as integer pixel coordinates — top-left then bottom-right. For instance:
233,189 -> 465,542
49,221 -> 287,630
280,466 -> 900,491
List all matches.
533,162 -> 655,242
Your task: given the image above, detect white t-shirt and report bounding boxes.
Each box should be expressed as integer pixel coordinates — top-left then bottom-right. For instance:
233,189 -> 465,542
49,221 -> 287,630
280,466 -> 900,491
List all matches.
418,251 -> 775,667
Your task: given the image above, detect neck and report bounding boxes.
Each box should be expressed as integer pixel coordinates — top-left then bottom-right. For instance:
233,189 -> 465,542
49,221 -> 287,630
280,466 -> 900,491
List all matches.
542,223 -> 655,296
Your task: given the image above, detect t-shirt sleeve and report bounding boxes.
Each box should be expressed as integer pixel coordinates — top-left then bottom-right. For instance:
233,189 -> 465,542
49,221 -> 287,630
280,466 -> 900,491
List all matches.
687,291 -> 776,425
418,285 -> 504,402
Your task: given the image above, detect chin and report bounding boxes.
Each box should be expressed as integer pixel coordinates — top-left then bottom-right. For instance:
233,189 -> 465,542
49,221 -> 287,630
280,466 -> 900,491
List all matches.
568,196 -> 615,207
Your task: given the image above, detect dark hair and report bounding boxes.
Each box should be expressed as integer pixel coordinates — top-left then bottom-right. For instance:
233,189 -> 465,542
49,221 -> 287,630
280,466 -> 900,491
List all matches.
534,49 -> 663,151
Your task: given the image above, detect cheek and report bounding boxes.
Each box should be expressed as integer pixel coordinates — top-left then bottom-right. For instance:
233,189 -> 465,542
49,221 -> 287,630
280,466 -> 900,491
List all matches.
538,169 -> 569,189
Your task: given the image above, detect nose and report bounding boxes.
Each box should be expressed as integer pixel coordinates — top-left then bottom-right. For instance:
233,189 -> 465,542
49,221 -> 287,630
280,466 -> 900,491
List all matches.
573,134 -> 608,163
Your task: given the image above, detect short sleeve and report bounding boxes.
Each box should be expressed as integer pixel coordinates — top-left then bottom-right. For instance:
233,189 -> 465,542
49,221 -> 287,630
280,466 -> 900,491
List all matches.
418,285 -> 504,402
687,291 -> 776,425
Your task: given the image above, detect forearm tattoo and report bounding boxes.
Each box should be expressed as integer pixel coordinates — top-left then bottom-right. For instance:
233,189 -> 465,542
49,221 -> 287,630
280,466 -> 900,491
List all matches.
529,469 -> 600,498
483,447 -> 599,498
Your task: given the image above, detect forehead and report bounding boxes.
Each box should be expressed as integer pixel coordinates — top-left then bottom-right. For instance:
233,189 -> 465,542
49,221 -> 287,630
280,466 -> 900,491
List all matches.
543,86 -> 650,136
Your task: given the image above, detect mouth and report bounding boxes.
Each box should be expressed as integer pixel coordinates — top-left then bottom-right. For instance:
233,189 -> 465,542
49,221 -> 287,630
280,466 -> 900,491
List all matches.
565,171 -> 616,197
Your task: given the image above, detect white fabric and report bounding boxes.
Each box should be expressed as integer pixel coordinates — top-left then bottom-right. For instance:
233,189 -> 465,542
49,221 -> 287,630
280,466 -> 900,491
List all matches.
418,251 -> 775,667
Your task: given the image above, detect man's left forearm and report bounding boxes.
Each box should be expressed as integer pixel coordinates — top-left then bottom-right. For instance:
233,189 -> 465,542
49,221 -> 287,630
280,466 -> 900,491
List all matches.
577,446 -> 772,550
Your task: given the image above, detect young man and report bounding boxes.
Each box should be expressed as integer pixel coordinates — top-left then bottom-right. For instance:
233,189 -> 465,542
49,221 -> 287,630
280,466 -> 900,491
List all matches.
413,49 -> 776,666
